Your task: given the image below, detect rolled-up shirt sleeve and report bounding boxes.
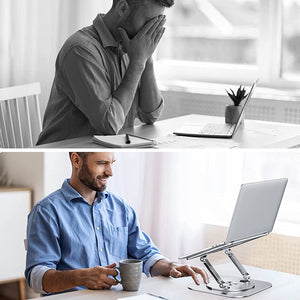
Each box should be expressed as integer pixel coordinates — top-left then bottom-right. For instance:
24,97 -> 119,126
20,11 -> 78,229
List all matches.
138,97 -> 164,125
30,265 -> 52,294
61,46 -> 125,134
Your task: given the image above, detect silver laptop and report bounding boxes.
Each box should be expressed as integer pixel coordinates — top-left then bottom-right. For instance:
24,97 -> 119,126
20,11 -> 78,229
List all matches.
173,79 -> 258,139
179,178 -> 288,260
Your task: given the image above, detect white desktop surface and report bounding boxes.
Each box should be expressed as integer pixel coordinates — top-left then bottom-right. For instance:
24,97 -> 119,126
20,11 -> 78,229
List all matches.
32,264 -> 300,300
35,114 -> 300,149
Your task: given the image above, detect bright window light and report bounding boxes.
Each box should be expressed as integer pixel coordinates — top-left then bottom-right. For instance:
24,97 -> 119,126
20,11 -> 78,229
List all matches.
158,0 -> 259,65
156,0 -> 299,88
282,0 -> 300,80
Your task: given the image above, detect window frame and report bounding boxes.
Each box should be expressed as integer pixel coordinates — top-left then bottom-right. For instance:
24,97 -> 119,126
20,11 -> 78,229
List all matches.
155,0 -> 299,89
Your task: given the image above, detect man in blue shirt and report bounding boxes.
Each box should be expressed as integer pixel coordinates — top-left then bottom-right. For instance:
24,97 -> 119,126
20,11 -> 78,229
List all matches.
25,152 -> 209,295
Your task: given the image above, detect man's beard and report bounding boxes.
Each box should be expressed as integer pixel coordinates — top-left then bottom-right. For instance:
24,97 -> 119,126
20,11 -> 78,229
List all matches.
79,161 -> 107,192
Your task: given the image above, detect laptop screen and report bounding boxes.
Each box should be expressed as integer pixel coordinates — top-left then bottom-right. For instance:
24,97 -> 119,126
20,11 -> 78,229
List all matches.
225,178 -> 288,243
232,79 -> 259,134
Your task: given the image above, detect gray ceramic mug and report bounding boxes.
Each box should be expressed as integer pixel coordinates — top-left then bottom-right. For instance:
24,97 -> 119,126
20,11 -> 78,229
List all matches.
114,259 -> 143,291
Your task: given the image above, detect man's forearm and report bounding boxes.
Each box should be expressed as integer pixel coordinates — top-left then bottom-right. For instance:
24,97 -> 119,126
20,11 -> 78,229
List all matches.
113,61 -> 145,116
42,269 -> 82,293
42,264 -> 118,293
113,15 -> 165,120
139,58 -> 163,113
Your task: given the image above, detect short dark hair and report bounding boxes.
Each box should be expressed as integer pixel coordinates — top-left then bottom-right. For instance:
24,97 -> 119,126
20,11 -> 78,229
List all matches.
113,0 -> 174,8
69,152 -> 91,161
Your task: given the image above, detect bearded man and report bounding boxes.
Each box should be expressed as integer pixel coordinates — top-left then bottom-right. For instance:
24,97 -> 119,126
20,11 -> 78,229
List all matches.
25,152 -> 209,295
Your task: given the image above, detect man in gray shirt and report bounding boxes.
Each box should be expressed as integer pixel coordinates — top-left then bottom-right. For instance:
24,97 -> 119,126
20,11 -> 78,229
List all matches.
37,0 -> 173,145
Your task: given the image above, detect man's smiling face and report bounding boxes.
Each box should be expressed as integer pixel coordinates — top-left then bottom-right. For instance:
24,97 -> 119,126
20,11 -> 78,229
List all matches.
78,152 -> 115,192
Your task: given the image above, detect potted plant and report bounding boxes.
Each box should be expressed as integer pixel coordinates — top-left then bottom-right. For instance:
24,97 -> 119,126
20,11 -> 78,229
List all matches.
225,86 -> 248,124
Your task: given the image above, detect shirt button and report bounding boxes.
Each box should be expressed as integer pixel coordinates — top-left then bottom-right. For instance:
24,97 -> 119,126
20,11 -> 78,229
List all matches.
100,249 -> 103,252
96,227 -> 100,230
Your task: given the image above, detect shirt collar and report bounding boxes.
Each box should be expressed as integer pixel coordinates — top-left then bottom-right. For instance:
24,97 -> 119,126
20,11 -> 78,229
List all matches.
61,179 -> 108,203
93,14 -> 119,49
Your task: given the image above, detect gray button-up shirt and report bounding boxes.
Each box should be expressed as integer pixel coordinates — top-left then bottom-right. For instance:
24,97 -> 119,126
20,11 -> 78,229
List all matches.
37,14 -> 163,145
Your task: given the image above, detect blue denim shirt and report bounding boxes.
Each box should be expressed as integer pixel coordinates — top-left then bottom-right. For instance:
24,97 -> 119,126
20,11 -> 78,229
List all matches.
25,179 -> 164,295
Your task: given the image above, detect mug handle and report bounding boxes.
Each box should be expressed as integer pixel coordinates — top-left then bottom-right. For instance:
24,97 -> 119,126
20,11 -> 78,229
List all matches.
113,266 -> 122,284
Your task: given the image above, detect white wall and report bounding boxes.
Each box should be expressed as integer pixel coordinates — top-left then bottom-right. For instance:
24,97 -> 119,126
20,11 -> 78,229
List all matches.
43,152 -> 72,197
107,152 -> 148,215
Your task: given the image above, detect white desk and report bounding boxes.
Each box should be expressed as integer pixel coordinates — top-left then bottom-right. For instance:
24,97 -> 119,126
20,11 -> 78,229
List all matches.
35,114 -> 300,148
32,264 -> 300,300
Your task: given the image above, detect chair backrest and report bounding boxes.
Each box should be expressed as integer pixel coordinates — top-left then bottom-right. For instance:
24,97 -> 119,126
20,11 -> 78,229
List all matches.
0,82 -> 42,148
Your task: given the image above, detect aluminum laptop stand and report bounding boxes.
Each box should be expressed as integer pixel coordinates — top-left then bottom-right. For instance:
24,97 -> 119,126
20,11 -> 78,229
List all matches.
181,243 -> 271,298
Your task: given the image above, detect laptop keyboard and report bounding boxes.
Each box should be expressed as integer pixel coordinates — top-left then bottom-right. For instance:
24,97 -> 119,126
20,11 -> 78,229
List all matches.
199,123 -> 234,135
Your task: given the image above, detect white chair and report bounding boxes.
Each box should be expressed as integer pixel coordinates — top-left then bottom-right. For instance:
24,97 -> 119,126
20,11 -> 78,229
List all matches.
0,82 -> 42,148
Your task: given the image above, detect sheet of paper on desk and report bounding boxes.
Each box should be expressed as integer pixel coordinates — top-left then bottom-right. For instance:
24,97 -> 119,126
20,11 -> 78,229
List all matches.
118,294 -> 165,300
156,135 -> 239,149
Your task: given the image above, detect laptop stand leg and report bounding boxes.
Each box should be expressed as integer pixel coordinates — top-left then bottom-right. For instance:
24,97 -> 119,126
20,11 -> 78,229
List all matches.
225,249 -> 250,281
200,255 -> 229,289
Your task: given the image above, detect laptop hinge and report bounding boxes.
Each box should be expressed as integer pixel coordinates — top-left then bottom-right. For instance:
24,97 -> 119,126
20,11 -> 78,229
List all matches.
179,232 -> 269,260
